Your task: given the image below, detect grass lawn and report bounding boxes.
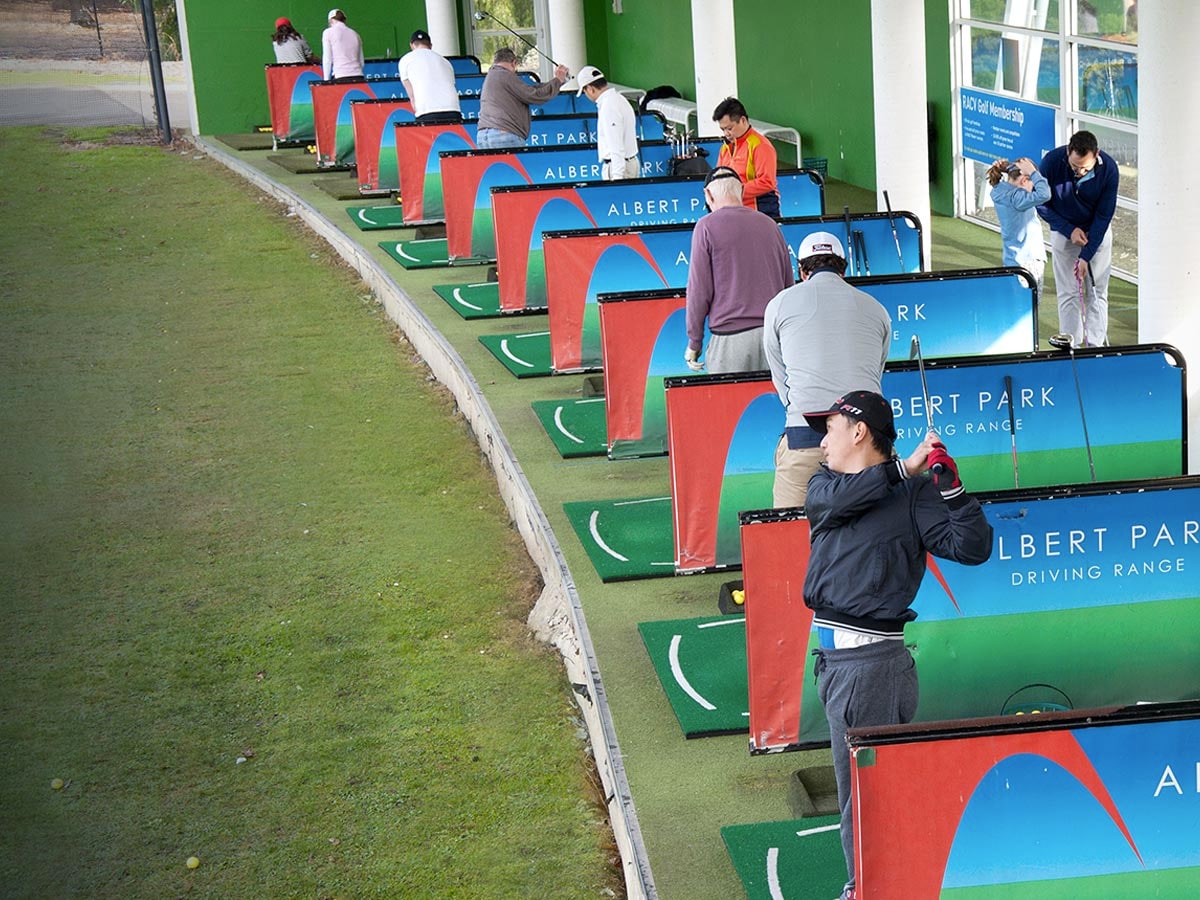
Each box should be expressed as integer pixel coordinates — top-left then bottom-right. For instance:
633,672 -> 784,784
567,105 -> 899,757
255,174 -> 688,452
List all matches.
0,126 -> 619,899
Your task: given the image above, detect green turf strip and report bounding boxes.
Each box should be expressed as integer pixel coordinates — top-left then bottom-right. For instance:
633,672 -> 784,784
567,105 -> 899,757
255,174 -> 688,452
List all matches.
637,616 -> 750,737
562,495 -> 675,581
721,816 -> 847,900
379,237 -> 490,269
345,204 -> 406,230
478,331 -> 553,378
267,151 -> 323,174
215,132 -> 274,150
433,281 -> 502,318
311,172 -> 363,200
530,398 -> 608,457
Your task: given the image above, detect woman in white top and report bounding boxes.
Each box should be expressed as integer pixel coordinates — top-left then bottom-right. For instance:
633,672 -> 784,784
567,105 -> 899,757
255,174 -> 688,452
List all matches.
271,17 -> 316,65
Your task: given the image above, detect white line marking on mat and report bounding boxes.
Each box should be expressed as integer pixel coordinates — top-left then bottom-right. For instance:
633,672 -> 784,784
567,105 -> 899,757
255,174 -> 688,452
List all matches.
766,847 -> 785,900
669,634 -> 715,710
553,406 -> 584,444
588,510 -> 628,562
500,339 -> 534,368
795,823 -> 840,837
698,617 -> 745,629
452,288 -> 483,311
614,496 -> 670,506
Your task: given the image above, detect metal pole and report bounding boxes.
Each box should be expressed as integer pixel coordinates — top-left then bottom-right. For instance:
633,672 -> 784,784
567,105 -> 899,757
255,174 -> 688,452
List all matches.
138,0 -> 172,143
90,0 -> 103,57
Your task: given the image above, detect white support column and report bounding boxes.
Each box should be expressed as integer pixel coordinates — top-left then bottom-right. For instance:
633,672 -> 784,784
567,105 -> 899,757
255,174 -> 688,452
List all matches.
871,0 -> 932,269
1138,2 -> 1200,473
424,0 -> 461,56
691,0 -> 738,138
548,0 -> 587,82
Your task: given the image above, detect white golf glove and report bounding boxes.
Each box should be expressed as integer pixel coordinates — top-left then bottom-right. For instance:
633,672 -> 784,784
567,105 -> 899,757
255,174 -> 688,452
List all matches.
684,347 -> 704,372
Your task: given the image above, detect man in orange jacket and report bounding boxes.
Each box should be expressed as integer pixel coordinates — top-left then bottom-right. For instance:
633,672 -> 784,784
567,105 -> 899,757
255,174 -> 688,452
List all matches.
713,97 -> 780,217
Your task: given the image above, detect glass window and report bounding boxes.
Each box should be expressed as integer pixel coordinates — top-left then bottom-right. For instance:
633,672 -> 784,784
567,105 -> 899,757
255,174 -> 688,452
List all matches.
1082,121 -> 1137,201
967,26 -> 1060,104
1075,0 -> 1137,44
965,0 -> 1061,31
1077,46 -> 1137,122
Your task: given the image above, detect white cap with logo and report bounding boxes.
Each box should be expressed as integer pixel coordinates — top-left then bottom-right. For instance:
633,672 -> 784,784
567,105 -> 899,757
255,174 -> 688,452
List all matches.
797,231 -> 846,261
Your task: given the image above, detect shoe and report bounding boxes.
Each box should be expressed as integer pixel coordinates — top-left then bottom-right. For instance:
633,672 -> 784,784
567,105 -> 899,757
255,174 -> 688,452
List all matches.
834,887 -> 855,900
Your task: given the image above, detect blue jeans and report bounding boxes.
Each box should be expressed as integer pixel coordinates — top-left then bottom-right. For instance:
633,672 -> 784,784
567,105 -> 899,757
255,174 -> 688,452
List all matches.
475,128 -> 525,149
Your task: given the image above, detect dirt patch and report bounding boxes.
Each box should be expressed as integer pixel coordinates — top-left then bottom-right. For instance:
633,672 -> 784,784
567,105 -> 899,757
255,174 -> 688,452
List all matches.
0,0 -> 152,62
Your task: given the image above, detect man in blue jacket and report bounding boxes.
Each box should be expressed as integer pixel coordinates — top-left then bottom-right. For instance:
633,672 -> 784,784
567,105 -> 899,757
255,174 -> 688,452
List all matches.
801,390 -> 993,900
1037,130 -> 1119,347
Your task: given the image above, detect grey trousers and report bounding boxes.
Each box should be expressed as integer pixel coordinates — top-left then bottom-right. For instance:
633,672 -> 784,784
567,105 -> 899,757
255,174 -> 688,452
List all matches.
705,327 -> 768,374
815,640 -> 919,888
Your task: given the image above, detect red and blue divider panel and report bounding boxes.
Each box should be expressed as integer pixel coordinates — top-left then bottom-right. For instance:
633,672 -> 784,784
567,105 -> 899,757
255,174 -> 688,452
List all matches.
439,140 -> 723,261
543,210 -> 924,372
741,475 -> 1200,752
597,268 -> 1034,461
390,113 -> 665,219
851,701 -> 1200,896
665,344 -> 1186,573
490,166 -> 821,310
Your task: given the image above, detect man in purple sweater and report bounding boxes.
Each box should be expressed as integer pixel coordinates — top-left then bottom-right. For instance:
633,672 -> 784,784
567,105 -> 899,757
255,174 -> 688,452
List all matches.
684,167 -> 795,374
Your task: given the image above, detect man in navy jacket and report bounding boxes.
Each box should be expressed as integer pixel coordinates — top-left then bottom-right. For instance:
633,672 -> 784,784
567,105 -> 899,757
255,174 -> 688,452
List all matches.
1037,130 -> 1119,347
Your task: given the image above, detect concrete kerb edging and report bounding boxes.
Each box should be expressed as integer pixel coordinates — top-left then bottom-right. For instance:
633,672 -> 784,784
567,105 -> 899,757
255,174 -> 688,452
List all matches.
194,136 -> 656,900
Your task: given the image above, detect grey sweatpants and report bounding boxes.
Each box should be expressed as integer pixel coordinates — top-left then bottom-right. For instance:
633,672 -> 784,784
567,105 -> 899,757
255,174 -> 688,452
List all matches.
814,640 -> 919,889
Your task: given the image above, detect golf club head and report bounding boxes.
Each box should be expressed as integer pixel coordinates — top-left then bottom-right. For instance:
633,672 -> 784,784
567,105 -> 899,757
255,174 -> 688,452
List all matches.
1048,333 -> 1074,350
473,11 -> 485,20
909,334 -> 921,360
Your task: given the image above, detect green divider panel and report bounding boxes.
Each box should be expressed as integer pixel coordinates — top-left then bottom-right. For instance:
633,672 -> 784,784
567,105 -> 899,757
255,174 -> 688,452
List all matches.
562,496 -> 674,582
530,398 -> 608,457
346,204 -> 406,231
433,281 -> 502,319
477,331 -> 553,378
637,615 -> 749,737
721,816 -> 847,900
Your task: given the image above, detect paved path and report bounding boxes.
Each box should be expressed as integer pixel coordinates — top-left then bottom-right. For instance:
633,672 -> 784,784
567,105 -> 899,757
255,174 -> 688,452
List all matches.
0,62 -> 191,129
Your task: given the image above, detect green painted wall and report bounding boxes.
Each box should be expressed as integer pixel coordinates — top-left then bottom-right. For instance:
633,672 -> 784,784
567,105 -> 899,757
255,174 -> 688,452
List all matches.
590,0 -> 696,103
185,0 -> 958,214
181,1 -> 428,133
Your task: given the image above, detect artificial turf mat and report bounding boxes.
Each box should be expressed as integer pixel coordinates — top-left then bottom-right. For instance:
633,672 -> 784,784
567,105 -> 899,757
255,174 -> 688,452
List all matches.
346,204 -> 406,230
530,398 -> 608,457
312,173 -> 363,200
379,238 -> 490,270
214,132 -> 274,150
267,151 -> 323,174
721,816 -> 847,900
637,615 -> 750,737
562,495 -> 675,582
433,281 -> 502,318
478,331 -> 553,378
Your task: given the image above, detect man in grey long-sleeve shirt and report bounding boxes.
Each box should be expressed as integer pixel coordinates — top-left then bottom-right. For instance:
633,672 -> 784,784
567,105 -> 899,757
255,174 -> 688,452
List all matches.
762,231 -> 891,507
476,47 -> 569,149
684,167 -> 794,374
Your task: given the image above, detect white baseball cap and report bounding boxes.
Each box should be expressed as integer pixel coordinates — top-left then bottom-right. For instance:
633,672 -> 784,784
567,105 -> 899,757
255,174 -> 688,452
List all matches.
797,231 -> 846,261
328,8 -> 342,20
576,65 -> 605,96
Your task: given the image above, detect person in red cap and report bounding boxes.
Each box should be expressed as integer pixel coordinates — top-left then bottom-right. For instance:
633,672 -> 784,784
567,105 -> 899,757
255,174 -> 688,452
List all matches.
270,17 -> 316,65
801,390 -> 993,900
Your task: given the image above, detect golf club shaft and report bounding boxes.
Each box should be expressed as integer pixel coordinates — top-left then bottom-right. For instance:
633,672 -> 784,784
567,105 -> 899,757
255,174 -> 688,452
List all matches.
883,189 -> 905,271
910,335 -> 944,474
1005,374 -> 1019,488
1066,346 -> 1097,481
854,230 -> 870,276
473,10 -> 562,68
1077,272 -> 1088,348
843,206 -> 856,276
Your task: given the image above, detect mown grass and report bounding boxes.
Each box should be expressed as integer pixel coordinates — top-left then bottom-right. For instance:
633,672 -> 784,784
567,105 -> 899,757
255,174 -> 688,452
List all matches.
0,126 -> 619,898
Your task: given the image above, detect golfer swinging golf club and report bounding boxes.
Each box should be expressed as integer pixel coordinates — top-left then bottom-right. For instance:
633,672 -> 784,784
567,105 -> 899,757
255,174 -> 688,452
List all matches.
801,390 -> 993,900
